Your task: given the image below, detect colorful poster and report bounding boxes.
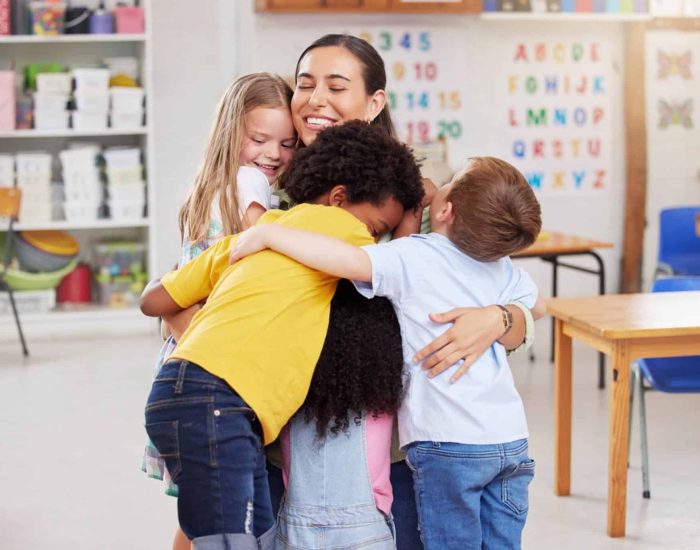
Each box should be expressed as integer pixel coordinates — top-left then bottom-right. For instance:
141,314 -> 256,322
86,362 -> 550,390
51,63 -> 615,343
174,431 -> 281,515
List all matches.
504,40 -> 613,194
350,28 -> 469,149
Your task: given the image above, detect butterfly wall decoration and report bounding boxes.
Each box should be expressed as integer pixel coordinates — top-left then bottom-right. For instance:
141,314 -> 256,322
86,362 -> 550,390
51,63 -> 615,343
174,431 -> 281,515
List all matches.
658,99 -> 694,129
657,50 -> 693,80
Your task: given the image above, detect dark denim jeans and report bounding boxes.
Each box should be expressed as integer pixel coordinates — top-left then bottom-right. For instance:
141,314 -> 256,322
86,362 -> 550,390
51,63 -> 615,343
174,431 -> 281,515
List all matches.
390,460 -> 424,550
406,438 -> 534,550
145,360 -> 274,550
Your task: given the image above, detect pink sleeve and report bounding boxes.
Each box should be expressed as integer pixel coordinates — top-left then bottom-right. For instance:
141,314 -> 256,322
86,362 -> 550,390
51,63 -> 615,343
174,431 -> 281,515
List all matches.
365,414 -> 394,516
280,424 -> 291,489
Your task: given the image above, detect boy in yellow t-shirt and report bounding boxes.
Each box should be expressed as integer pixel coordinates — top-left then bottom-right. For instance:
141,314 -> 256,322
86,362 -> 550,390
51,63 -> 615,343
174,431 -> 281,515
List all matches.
140,121 -> 424,549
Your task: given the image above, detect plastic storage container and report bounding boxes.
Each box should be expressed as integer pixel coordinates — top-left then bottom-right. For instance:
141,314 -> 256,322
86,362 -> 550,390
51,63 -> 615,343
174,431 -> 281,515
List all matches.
103,147 -> 141,168
108,199 -> 144,221
35,72 -> 72,95
0,289 -> 56,314
94,241 -> 146,277
95,272 -> 146,307
107,181 -> 145,201
63,200 -> 100,223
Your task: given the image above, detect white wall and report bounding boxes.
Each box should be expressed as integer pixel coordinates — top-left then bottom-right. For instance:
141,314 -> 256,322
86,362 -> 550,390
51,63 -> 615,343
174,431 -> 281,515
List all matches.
150,0 -> 239,274
642,30 -> 700,289
152,4 -> 627,309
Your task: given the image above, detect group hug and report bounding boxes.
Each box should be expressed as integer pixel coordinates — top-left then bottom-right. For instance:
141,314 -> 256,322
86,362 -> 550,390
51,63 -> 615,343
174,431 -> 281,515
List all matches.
139,33 -> 545,550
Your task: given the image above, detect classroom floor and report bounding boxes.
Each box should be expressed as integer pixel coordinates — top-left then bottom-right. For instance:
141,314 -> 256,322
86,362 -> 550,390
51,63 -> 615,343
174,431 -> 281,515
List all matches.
1,331 -> 699,549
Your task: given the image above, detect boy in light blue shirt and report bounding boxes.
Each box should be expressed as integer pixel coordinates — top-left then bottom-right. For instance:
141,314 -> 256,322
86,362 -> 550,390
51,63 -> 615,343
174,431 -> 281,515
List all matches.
231,156 -> 545,549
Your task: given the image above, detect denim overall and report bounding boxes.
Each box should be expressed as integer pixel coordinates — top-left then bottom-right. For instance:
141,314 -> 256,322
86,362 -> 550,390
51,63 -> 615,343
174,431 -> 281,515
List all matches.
275,412 -> 396,549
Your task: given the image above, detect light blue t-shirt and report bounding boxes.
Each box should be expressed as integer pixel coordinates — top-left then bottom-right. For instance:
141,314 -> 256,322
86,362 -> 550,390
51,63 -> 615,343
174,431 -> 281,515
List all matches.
354,232 -> 538,448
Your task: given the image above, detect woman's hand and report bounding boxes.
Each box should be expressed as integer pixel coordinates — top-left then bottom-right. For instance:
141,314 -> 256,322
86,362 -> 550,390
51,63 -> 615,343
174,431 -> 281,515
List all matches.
229,225 -> 271,264
414,305 -> 513,384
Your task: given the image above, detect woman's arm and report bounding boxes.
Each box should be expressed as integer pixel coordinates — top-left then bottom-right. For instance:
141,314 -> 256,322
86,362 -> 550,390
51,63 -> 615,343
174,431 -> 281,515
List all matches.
414,303 -> 531,383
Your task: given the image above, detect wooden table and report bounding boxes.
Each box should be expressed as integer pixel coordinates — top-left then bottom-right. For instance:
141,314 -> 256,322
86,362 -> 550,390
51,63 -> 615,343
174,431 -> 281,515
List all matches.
513,232 -> 614,387
695,213 -> 700,236
547,292 -> 700,537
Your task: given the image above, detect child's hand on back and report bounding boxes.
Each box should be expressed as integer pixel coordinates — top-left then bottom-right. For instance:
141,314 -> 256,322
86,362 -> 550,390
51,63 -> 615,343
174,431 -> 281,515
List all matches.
229,225 -> 271,264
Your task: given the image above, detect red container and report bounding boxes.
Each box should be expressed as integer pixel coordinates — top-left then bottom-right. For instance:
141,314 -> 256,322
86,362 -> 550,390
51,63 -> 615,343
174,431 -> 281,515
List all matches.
57,263 -> 93,304
576,0 -> 593,9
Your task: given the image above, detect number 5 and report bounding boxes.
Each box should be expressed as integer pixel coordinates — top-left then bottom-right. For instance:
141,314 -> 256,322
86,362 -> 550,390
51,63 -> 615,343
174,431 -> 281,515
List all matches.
419,32 -> 431,51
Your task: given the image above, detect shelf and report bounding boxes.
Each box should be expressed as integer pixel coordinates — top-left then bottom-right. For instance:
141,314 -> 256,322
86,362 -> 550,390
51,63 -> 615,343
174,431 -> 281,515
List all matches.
0,128 -> 148,139
0,34 -> 146,44
479,12 -> 653,21
12,218 -> 150,231
7,304 -> 142,322
0,303 -> 155,339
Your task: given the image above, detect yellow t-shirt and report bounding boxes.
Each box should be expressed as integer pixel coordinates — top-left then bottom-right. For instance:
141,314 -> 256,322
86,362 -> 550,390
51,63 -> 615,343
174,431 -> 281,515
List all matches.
161,204 -> 373,444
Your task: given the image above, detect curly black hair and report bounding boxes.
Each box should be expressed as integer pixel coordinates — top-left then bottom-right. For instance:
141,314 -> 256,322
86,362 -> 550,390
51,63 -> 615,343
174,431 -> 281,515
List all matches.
283,120 -> 424,211
302,280 -> 405,438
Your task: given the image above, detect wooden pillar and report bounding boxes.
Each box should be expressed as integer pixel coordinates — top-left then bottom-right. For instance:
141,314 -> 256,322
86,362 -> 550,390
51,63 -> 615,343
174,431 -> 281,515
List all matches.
620,22 -> 648,294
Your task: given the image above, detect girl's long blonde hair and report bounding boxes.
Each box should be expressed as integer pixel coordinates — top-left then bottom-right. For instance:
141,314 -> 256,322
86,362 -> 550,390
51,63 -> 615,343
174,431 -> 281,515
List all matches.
178,73 -> 293,243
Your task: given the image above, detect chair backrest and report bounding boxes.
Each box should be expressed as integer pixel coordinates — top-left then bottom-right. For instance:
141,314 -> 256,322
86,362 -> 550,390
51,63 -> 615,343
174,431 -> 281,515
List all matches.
651,276 -> 700,293
0,187 -> 21,271
657,206 -> 700,275
0,186 -> 21,219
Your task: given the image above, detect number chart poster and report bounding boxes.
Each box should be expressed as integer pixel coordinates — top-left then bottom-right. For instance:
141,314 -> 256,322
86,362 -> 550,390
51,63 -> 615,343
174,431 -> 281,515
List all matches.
504,40 -> 613,195
348,28 -> 470,153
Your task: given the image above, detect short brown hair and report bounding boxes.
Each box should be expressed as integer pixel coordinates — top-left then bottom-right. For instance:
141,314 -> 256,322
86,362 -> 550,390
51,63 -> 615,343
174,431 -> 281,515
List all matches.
447,157 -> 541,262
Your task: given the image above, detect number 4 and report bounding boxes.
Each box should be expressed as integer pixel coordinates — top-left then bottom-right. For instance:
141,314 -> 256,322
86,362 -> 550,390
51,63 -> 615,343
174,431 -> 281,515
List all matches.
400,33 -> 411,50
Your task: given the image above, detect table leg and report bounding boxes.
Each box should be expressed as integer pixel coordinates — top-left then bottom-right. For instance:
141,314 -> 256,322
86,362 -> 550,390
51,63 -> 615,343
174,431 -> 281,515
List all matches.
588,251 -> 607,389
608,341 -> 631,537
550,256 -> 559,362
554,318 -> 572,496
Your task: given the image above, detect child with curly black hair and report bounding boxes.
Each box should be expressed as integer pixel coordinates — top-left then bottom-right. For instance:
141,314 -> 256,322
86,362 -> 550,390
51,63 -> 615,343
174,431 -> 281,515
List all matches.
274,279 -> 404,549
140,120 -> 423,549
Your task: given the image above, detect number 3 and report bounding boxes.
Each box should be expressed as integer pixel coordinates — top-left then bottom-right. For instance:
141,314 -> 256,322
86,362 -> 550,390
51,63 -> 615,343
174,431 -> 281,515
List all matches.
379,32 -> 392,51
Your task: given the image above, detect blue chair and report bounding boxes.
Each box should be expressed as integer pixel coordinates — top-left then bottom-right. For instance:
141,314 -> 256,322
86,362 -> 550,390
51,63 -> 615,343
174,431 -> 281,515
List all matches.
629,276 -> 700,499
655,206 -> 700,278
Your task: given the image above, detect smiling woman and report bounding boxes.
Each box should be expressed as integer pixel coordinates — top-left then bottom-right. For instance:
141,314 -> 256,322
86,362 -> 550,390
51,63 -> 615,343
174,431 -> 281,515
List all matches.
262,33 -> 535,550
291,34 -> 395,145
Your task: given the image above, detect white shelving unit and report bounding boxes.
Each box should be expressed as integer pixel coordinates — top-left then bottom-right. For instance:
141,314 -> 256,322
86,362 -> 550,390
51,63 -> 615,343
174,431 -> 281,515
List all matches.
0,1 -> 156,337
479,12 -> 653,22
0,33 -> 146,44
0,127 -> 148,138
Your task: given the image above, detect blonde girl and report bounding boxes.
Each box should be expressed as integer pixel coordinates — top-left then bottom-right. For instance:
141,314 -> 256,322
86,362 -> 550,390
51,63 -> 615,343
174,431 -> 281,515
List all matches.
141,72 -> 296,550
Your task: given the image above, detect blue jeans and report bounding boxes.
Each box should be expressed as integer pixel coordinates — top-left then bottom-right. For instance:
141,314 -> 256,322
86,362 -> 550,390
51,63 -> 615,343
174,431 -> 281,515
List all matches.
145,360 -> 275,550
406,439 -> 534,550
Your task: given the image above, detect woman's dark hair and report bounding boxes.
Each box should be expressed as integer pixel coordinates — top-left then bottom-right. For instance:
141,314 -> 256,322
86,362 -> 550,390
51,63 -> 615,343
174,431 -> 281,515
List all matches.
303,280 -> 405,438
284,120 -> 423,210
295,34 -> 397,138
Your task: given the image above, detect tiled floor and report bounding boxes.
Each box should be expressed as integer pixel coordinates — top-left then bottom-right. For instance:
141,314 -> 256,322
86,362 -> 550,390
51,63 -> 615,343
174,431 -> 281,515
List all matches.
1,332 -> 699,549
